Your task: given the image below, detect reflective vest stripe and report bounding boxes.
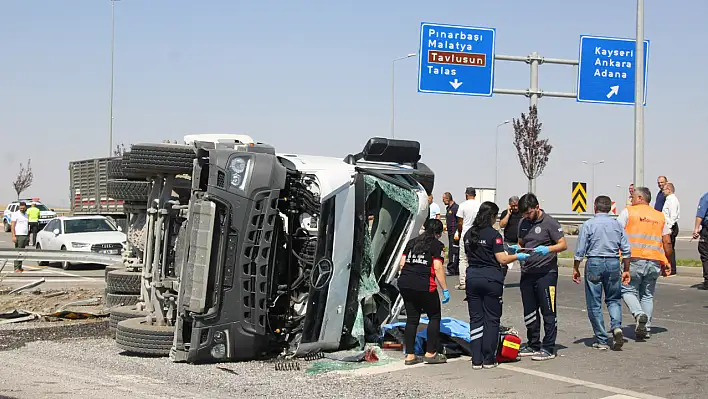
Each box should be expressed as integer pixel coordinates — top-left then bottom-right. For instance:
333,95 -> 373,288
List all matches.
627,233 -> 663,242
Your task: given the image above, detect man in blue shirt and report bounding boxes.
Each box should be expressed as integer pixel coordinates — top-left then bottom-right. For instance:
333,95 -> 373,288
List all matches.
654,176 -> 667,211
573,195 -> 631,350
693,192 -> 708,290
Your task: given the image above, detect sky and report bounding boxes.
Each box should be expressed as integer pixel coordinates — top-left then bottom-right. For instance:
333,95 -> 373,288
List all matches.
1,0 -> 706,230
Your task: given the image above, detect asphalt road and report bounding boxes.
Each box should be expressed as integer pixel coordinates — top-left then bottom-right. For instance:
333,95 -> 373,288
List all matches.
0,268 -> 706,397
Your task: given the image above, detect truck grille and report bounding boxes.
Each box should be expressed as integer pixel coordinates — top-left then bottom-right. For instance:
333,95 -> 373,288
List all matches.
240,190 -> 280,335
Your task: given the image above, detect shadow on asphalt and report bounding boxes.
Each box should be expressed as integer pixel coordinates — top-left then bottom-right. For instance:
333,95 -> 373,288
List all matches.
44,263 -> 106,271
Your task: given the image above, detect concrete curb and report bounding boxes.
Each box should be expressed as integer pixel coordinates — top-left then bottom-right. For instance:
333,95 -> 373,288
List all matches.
558,258 -> 704,278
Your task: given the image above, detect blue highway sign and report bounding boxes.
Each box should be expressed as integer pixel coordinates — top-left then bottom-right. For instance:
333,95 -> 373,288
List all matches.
417,23 -> 496,97
577,35 -> 650,106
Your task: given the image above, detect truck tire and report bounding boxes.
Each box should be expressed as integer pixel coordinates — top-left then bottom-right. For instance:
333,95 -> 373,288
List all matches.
105,262 -> 123,278
107,158 -> 125,179
128,143 -> 196,175
109,305 -> 147,335
106,270 -> 141,295
107,180 -> 150,202
116,317 -> 175,356
105,292 -> 140,308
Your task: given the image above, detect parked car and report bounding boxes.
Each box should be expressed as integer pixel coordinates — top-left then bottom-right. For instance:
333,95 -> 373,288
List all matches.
3,199 -> 57,232
35,215 -> 127,269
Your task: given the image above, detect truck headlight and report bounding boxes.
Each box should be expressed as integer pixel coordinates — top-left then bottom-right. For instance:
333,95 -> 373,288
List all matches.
228,156 -> 250,191
211,343 -> 226,359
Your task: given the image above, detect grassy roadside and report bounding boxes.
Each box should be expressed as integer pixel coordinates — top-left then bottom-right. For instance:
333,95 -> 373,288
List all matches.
558,251 -> 701,267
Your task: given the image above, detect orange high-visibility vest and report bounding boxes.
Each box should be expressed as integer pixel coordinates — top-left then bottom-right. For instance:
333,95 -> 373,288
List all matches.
624,204 -> 669,264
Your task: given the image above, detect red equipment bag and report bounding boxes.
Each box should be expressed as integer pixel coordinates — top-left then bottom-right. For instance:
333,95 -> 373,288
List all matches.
496,333 -> 521,363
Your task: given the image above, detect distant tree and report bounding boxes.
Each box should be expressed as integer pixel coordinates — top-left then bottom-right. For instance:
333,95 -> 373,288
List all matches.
13,159 -> 34,199
512,105 -> 553,193
113,143 -> 126,156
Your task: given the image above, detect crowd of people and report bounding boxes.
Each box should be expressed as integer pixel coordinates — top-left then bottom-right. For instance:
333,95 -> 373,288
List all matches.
398,175 -> 708,368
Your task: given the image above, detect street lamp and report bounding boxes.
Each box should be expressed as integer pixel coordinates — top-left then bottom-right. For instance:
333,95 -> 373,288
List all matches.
582,160 -> 605,207
494,120 -> 511,190
390,53 -> 417,139
108,0 -> 120,157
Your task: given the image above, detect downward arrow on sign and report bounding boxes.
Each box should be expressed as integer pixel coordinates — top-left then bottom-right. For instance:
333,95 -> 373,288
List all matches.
606,85 -> 619,99
449,79 -> 463,90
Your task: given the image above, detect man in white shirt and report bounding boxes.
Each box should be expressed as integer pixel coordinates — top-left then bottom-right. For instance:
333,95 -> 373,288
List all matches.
427,194 -> 441,220
662,183 -> 680,276
454,187 -> 481,290
10,202 -> 30,272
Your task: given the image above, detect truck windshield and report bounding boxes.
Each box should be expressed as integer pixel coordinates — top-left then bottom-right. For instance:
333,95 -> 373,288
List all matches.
64,219 -> 116,234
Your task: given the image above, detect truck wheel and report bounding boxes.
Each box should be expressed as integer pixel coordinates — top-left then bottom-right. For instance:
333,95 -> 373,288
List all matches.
106,270 -> 141,295
105,262 -> 123,278
107,180 -> 150,202
105,292 -> 141,308
128,143 -> 196,175
115,317 -> 174,356
108,305 -> 147,336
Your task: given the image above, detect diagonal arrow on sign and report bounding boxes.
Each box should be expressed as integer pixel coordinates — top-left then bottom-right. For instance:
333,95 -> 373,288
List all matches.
606,85 -> 619,99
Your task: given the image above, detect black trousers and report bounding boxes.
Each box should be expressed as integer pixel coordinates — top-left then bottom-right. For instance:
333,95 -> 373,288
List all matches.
466,276 -> 503,366
699,230 -> 708,282
400,288 -> 441,355
447,232 -> 459,275
669,223 -> 679,274
29,222 -> 39,245
520,271 -> 558,352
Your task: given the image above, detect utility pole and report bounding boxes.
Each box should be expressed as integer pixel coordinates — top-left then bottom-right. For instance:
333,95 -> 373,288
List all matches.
633,0 -> 645,187
390,53 -> 416,139
108,0 -> 119,157
494,120 -> 511,191
583,160 -> 605,207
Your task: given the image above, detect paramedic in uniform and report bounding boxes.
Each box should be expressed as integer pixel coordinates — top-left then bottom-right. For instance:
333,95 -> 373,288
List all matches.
397,219 -> 450,366
509,193 -> 567,361
464,201 -> 529,369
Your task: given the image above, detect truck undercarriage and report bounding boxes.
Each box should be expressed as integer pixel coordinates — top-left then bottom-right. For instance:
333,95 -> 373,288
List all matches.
106,136 -> 434,363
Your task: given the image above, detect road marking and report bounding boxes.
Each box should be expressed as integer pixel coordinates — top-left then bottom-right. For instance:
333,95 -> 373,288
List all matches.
557,305 -> 708,327
601,395 -> 647,399
499,364 -> 665,399
336,356 -> 663,398
334,357 -> 468,376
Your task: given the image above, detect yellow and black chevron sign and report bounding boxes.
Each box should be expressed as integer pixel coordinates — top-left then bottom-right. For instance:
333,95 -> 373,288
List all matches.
572,182 -> 587,213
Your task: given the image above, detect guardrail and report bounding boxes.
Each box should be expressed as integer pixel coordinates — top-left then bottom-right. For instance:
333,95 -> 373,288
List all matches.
0,208 -> 72,219
0,248 -> 121,265
549,212 -> 616,225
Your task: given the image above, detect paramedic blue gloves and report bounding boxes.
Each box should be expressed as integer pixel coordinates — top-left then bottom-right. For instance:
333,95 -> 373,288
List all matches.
508,244 -> 521,254
534,245 -> 550,256
442,289 -> 450,304
516,253 -> 530,261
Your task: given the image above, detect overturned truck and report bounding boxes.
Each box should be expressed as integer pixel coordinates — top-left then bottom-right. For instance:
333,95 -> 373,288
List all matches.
106,135 -> 434,363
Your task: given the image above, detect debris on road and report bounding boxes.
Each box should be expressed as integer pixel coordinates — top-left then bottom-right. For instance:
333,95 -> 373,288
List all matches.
0,288 -> 105,317
8,278 -> 46,294
0,310 -> 39,325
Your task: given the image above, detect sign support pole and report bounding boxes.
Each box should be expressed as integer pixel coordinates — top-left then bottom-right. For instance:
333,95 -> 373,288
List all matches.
634,0 -> 645,188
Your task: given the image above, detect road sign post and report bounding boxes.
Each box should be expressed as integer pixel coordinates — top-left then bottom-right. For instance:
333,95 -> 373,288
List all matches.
572,182 -> 588,213
417,23 -> 496,96
577,35 -> 650,105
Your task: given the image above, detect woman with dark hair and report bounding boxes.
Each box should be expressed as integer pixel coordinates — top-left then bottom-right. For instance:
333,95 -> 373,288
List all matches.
397,218 -> 450,366
464,201 -> 530,369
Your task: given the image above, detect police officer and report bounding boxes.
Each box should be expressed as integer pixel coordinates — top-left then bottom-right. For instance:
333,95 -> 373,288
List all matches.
442,192 -> 459,275
465,201 -> 529,369
27,202 -> 40,246
510,193 -> 567,361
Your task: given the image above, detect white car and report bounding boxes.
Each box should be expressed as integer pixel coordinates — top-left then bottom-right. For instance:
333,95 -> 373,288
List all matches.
36,215 -> 127,270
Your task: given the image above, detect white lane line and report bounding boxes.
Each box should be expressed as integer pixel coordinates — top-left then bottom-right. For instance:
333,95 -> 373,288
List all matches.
557,305 -> 708,327
334,356 -> 468,376
44,269 -> 93,280
499,364 -> 665,399
601,395 -> 646,399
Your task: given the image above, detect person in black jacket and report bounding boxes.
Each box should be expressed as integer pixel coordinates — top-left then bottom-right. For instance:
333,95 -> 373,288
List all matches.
398,218 -> 450,366
464,201 -> 530,369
